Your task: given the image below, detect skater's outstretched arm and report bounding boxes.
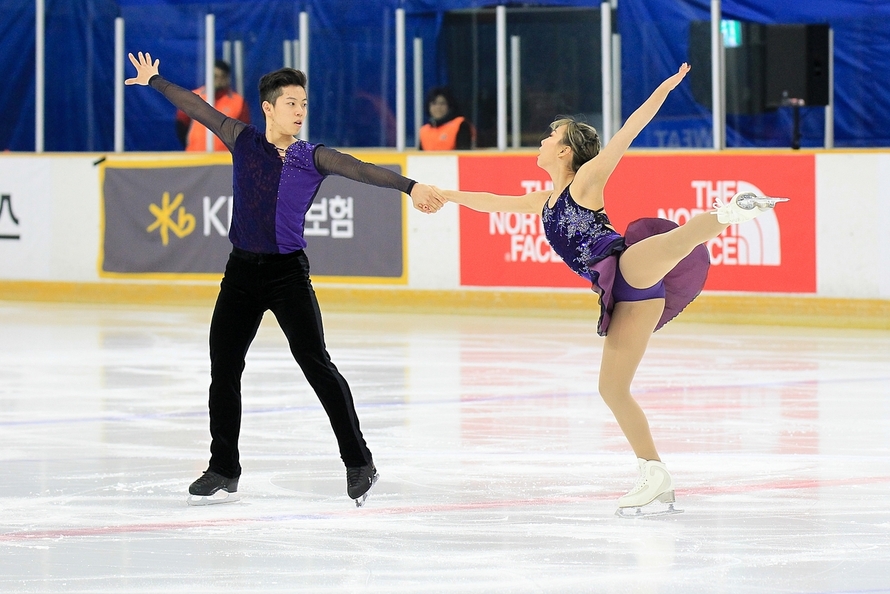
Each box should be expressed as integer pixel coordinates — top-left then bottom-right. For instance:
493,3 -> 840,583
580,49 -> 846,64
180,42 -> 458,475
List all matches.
433,187 -> 550,214
314,147 -> 444,213
571,63 -> 690,208
125,51 -> 245,152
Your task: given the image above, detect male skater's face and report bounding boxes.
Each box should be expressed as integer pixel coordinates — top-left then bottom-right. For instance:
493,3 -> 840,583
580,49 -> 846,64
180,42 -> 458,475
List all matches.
263,85 -> 307,137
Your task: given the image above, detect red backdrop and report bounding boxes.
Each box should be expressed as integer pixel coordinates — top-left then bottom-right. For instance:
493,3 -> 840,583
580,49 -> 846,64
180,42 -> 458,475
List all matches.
458,153 -> 816,293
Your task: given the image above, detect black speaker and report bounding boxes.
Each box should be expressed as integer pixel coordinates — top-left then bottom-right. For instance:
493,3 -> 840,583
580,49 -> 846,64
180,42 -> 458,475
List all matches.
688,21 -> 767,115
764,24 -> 830,108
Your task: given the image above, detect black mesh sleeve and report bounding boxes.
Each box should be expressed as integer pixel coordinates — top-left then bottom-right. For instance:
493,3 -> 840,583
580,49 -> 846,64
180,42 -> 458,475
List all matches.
148,75 -> 246,152
314,146 -> 416,195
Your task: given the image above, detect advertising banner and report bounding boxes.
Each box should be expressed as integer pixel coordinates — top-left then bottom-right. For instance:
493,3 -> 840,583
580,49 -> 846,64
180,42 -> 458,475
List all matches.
101,159 -> 232,276
0,157 -> 53,279
100,155 -> 406,281
458,153 -> 816,293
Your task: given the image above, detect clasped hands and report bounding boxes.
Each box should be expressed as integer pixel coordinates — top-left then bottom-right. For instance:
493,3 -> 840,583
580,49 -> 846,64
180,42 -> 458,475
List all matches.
410,184 -> 448,214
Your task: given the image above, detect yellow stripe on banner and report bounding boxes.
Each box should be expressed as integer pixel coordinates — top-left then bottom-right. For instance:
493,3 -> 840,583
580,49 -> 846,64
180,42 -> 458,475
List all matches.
99,153 -> 234,168
1,281 -> 888,330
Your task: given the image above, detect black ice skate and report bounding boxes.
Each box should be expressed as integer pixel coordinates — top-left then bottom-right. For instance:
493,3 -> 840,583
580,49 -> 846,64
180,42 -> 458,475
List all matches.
346,459 -> 378,507
187,470 -> 240,506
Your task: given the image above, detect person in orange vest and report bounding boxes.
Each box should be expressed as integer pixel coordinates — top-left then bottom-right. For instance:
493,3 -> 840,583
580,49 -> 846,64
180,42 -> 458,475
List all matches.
176,60 -> 250,151
418,87 -> 474,150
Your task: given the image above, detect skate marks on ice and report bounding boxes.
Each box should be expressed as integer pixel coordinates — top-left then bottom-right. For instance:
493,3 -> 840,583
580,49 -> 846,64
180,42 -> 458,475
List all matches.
2,303 -> 890,592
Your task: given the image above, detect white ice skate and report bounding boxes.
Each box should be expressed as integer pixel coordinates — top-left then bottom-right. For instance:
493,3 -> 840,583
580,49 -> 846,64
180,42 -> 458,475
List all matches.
615,458 -> 682,518
712,191 -> 790,224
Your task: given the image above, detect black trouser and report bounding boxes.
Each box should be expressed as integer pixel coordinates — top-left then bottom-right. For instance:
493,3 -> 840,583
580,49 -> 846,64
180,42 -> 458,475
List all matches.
206,248 -> 372,479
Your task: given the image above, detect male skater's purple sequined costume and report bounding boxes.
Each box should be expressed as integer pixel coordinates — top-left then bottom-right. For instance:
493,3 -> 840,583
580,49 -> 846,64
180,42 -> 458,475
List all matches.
542,185 -> 710,336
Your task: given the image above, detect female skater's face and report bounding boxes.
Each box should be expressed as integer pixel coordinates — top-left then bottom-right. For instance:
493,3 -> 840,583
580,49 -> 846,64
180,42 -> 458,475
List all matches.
264,85 -> 307,137
536,125 -> 568,168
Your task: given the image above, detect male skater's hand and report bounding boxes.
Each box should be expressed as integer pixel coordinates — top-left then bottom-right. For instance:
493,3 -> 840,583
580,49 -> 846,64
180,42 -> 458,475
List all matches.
125,52 -> 160,86
410,183 -> 445,214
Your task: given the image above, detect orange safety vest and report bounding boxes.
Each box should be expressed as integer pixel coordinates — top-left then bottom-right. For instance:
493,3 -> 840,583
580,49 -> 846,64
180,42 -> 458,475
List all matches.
186,88 -> 249,152
419,116 -> 468,150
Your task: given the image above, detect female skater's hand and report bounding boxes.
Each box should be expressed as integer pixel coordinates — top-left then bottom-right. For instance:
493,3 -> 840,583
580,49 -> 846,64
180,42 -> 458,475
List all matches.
125,52 -> 160,86
665,62 -> 691,90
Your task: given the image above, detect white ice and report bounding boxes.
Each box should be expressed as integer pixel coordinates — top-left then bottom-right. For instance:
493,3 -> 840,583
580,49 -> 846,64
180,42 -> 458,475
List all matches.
1,301 -> 889,593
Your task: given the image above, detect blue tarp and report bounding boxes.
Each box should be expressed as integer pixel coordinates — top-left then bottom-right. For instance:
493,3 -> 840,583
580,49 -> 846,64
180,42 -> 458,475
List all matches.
1,0 -> 888,151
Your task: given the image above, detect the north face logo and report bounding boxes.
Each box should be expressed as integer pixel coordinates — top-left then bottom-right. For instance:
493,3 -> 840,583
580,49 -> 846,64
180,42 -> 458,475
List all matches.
659,180 -> 784,267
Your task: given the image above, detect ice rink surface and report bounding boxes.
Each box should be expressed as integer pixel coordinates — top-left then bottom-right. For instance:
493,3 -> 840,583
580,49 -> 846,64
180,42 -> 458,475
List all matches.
1,300 -> 888,593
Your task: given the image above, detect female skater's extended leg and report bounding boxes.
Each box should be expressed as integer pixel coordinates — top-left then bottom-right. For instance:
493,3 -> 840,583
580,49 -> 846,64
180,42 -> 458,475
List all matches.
618,212 -> 727,290
599,299 -> 677,510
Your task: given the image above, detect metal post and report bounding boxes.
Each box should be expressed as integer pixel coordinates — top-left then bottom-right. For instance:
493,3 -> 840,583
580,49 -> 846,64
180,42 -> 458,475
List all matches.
35,0 -> 45,152
233,40 -> 244,97
283,40 -> 292,68
510,35 -> 521,148
611,0 -> 621,138
396,8 -> 406,151
825,27 -> 834,149
710,0 -> 725,150
413,37 -> 423,148
496,5 -> 507,151
292,41 -> 300,74
114,17 -> 125,152
299,11 -> 309,141
204,13 -> 215,152
222,40 -> 231,66
600,2 -> 612,144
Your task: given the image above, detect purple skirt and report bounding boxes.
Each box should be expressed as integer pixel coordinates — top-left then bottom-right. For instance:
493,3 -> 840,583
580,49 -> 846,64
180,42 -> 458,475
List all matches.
588,217 -> 710,336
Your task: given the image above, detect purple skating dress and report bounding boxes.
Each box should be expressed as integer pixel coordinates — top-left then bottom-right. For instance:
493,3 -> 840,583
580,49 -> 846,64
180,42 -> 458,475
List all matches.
542,185 -> 710,336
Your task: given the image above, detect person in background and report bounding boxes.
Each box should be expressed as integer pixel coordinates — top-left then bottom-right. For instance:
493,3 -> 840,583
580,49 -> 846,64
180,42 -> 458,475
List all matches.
418,87 -> 474,150
176,59 -> 250,151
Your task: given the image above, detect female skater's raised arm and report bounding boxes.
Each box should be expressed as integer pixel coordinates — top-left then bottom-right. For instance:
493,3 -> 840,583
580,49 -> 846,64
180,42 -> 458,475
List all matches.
572,63 -> 690,206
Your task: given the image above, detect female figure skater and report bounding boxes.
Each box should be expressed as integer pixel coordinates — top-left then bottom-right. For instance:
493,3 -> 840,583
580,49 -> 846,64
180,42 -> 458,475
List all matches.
435,63 -> 786,515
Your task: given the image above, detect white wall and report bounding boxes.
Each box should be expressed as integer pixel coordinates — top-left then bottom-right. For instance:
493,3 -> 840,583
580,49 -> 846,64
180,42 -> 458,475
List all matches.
405,154 -> 460,290
815,153 -> 890,298
1,155 -> 101,281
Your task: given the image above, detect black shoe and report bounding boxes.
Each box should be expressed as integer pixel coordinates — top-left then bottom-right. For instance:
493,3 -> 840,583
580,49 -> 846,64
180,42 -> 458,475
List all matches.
187,470 -> 239,505
346,460 -> 378,507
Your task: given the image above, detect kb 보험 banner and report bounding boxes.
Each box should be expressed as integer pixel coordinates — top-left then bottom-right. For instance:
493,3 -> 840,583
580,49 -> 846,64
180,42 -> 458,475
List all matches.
101,157 -> 405,280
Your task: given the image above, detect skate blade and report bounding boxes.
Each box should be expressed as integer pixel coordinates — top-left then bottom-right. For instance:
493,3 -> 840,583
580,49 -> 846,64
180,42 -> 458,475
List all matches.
615,501 -> 683,519
187,491 -> 241,506
615,491 -> 682,518
754,196 -> 790,208
353,472 -> 379,508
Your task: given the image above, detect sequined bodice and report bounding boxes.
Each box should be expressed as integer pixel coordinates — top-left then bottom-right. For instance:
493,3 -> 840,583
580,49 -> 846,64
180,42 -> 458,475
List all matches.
542,185 -> 624,279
